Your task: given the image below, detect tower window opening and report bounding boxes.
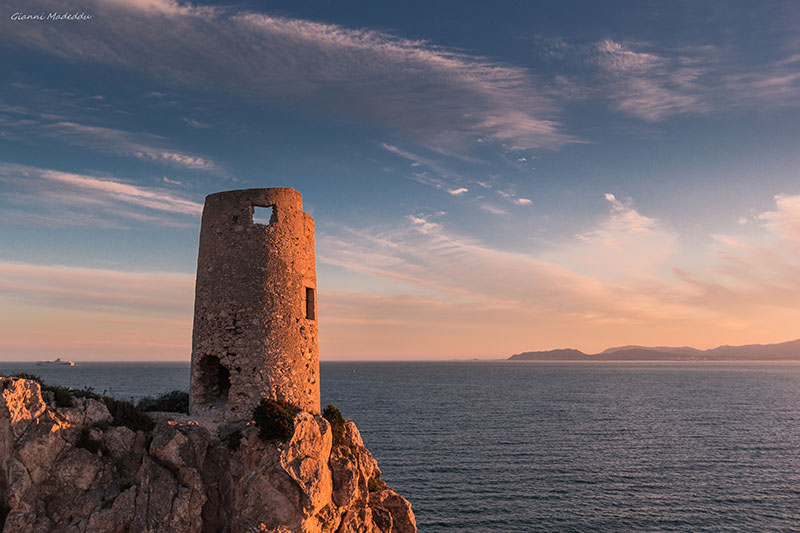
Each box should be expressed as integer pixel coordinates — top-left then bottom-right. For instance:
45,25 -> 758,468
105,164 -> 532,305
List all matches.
252,205 -> 276,226
305,287 -> 316,320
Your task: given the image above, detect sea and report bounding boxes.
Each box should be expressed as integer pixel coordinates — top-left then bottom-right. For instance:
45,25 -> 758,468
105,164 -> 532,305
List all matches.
2,360 -> 800,532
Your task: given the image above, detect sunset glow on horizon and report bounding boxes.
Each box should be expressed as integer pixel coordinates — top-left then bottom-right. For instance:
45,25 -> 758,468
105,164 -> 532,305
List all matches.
1,0 -> 799,360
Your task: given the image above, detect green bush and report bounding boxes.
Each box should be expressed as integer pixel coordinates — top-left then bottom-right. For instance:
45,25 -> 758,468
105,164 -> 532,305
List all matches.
103,397 -> 154,433
368,476 -> 386,493
73,386 -> 102,401
48,385 -> 75,408
136,390 -> 190,414
322,403 -> 346,443
8,372 -> 41,382
252,399 -> 299,442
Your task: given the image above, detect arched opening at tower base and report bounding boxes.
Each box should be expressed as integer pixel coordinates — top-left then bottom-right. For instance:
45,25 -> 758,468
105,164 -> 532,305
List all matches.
196,355 -> 231,407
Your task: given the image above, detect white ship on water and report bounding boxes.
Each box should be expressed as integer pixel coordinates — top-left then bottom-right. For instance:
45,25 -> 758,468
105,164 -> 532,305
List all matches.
36,358 -> 75,366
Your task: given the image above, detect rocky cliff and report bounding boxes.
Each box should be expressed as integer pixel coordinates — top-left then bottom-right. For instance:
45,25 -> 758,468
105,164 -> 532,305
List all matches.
0,377 -> 416,533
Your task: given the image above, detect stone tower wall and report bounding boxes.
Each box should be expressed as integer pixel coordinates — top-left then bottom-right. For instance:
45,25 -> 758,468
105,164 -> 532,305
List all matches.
190,188 -> 319,420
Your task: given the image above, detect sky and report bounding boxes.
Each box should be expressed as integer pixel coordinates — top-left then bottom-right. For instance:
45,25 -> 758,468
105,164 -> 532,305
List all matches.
0,0 -> 799,361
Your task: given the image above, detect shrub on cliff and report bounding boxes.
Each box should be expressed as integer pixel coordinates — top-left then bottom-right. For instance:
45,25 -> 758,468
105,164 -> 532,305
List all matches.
103,397 -> 155,432
49,385 -> 75,408
73,386 -> 102,399
253,399 -> 299,442
322,403 -> 345,443
368,475 -> 387,493
7,372 -> 41,382
136,390 -> 190,414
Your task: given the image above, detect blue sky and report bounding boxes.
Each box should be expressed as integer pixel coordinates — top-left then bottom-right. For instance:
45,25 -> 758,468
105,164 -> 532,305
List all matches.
1,0 -> 799,360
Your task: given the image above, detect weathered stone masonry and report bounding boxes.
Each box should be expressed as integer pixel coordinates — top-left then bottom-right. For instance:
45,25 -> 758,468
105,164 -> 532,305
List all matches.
190,188 -> 319,420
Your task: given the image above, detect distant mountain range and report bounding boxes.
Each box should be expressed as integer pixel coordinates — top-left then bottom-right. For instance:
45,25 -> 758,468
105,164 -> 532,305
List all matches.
509,339 -> 800,361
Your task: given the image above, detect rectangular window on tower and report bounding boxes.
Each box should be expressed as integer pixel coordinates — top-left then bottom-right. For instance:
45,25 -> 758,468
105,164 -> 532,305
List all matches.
305,287 -> 316,320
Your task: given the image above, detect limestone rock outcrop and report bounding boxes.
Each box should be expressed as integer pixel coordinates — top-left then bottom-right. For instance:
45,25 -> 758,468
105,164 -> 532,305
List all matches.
0,377 -> 416,533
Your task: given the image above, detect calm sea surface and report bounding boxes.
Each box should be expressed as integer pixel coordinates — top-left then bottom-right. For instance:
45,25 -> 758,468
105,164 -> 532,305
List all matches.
2,360 -> 800,532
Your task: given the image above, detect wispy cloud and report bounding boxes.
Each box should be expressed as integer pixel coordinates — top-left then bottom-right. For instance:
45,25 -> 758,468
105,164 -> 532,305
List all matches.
534,34 -> 800,121
39,168 -> 202,214
579,193 -> 661,246
0,89 -> 218,171
41,121 -> 216,170
0,163 -> 202,226
0,0 -> 572,151
183,117 -> 211,129
104,0 -> 203,16
544,193 -> 680,284
380,141 -> 543,219
589,39 -> 800,121
381,143 -> 462,181
592,39 -> 711,120
381,142 -> 473,196
478,203 -> 509,216
497,189 -> 533,207
758,194 -> 800,247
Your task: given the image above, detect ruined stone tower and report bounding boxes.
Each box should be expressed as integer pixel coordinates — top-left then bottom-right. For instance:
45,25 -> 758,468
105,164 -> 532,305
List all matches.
190,188 -> 319,421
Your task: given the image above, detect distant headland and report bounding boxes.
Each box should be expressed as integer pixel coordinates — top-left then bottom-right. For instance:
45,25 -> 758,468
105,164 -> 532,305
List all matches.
509,339 -> 800,361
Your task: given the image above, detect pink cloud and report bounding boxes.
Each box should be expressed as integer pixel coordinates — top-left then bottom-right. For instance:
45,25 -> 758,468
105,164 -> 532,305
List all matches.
758,193 -> 800,248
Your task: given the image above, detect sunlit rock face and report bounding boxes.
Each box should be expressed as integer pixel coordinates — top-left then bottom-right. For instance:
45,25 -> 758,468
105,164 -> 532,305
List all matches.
0,377 -> 416,533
